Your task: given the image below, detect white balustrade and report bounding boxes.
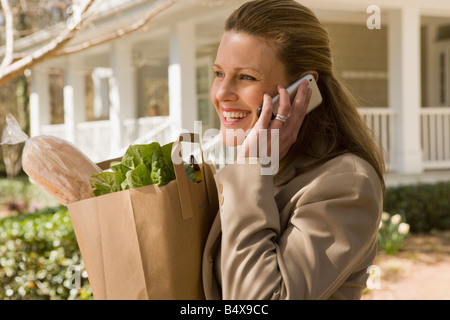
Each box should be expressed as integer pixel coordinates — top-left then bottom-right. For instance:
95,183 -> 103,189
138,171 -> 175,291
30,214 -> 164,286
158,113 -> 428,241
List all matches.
420,108 -> 450,170
359,108 -> 397,172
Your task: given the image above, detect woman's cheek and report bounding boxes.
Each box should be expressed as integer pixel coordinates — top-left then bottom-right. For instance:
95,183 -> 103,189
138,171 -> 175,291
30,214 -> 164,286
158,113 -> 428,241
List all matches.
210,87 -> 220,116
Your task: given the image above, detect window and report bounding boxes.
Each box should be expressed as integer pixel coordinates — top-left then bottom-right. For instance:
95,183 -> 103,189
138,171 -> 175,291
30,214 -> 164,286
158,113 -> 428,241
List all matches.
196,57 -> 219,131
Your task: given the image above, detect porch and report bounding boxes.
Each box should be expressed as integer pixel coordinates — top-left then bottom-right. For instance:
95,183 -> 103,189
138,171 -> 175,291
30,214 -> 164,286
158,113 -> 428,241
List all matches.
20,0 -> 450,178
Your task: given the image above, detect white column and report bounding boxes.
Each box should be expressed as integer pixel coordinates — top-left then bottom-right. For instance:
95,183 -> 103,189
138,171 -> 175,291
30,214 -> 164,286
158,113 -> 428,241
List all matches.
168,21 -> 197,133
30,67 -> 50,137
109,40 -> 137,154
64,57 -> 86,144
388,7 -> 423,174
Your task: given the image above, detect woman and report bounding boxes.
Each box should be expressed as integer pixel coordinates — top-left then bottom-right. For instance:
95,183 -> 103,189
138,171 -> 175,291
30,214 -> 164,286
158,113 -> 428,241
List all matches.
202,0 -> 385,300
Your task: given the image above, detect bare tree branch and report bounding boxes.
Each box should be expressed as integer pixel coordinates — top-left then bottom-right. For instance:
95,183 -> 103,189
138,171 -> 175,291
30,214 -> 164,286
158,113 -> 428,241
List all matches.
0,0 -> 178,87
55,0 -> 178,56
0,0 -> 96,87
0,0 -> 14,73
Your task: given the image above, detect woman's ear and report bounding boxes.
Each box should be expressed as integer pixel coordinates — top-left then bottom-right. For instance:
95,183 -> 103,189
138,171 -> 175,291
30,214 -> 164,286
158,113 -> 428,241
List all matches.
301,70 -> 319,82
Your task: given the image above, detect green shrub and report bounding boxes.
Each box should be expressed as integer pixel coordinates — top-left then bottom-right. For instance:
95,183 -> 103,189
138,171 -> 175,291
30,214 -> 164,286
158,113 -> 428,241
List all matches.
0,178 -> 59,213
0,207 -> 92,300
383,181 -> 450,233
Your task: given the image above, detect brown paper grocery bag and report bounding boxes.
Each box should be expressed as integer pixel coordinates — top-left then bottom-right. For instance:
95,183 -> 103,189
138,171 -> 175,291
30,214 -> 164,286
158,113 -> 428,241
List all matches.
68,134 -> 218,300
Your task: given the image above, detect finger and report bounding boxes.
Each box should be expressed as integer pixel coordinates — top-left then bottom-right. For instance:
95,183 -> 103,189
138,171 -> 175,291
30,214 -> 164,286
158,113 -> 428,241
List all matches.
285,80 -> 312,133
292,80 -> 311,119
271,85 -> 290,129
257,93 -> 273,129
283,80 -> 311,138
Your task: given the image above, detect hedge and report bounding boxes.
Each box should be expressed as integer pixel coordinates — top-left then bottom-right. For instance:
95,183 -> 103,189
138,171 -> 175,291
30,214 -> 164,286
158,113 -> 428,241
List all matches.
383,181 -> 450,233
0,207 -> 91,300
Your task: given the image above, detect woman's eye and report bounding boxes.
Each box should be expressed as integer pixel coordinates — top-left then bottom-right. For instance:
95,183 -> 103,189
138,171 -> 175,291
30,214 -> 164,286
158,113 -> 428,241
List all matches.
214,71 -> 224,78
240,74 -> 256,81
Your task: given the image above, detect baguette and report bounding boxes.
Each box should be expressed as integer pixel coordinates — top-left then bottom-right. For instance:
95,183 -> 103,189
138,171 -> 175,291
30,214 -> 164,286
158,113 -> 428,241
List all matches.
22,135 -> 102,206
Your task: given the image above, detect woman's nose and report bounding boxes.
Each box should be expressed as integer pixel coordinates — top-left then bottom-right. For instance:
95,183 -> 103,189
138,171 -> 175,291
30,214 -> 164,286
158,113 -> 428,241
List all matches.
215,78 -> 238,102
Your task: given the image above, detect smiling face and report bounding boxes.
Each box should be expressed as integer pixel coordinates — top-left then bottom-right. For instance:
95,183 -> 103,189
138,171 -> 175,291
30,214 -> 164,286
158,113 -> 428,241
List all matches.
211,31 -> 288,145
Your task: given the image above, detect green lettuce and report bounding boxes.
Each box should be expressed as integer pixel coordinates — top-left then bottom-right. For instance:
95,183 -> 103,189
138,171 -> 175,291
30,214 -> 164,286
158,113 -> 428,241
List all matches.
150,147 -> 176,186
121,142 -> 160,169
90,171 -> 125,196
123,163 -> 153,189
90,141 -> 195,196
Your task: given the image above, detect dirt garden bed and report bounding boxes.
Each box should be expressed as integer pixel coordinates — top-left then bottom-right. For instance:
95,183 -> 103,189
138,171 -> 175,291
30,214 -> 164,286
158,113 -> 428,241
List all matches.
362,230 -> 450,300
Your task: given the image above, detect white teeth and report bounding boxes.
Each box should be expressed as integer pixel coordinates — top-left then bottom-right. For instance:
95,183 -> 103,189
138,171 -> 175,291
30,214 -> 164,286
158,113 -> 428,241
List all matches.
223,111 -> 250,122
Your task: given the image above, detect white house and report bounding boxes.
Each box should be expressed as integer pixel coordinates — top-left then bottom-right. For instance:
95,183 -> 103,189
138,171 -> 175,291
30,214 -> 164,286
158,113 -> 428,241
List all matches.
8,0 -> 450,177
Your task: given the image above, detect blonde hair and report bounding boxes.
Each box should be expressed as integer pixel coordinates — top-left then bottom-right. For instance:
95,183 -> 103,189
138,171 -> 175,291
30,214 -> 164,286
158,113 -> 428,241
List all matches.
225,0 -> 385,189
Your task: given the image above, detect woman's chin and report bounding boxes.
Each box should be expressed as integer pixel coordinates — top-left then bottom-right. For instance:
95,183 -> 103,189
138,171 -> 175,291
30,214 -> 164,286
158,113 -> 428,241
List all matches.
220,127 -> 247,146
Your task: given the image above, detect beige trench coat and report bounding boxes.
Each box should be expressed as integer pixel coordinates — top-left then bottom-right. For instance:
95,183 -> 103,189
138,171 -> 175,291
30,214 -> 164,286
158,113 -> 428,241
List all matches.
202,153 -> 383,300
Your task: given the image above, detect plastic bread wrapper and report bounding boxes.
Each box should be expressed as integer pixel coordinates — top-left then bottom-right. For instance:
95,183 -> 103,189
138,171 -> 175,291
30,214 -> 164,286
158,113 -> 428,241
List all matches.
1,113 -> 102,206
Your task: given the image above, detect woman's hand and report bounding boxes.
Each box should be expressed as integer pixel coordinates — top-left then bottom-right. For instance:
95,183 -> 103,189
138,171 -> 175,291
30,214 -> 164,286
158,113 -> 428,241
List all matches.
237,79 -> 312,166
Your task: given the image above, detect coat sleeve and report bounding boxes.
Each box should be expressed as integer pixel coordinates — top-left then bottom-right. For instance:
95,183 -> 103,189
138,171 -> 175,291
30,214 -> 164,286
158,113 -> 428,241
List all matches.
215,158 -> 382,300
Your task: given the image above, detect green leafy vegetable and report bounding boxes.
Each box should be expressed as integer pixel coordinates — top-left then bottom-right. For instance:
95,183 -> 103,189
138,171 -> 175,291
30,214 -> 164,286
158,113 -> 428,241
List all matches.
161,142 -> 174,168
90,171 -> 125,196
124,163 -> 153,189
121,143 -> 160,169
90,141 -> 197,196
150,147 -> 176,186
110,161 -> 128,175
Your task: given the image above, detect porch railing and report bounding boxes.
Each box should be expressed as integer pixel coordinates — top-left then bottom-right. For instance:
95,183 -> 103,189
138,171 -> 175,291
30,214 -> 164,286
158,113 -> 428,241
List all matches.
421,107 -> 450,170
360,107 -> 450,171
359,108 -> 397,172
41,116 -> 175,163
40,107 -> 450,172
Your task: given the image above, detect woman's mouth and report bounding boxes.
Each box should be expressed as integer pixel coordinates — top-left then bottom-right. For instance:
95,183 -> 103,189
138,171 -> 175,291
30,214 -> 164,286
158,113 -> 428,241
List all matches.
222,110 -> 251,124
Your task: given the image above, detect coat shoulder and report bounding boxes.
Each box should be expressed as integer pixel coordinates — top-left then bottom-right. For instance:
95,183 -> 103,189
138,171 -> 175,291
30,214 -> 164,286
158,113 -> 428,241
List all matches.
319,153 -> 378,177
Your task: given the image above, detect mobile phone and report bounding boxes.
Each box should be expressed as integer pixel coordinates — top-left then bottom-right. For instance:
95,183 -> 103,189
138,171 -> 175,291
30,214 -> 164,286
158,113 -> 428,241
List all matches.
256,74 -> 323,118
